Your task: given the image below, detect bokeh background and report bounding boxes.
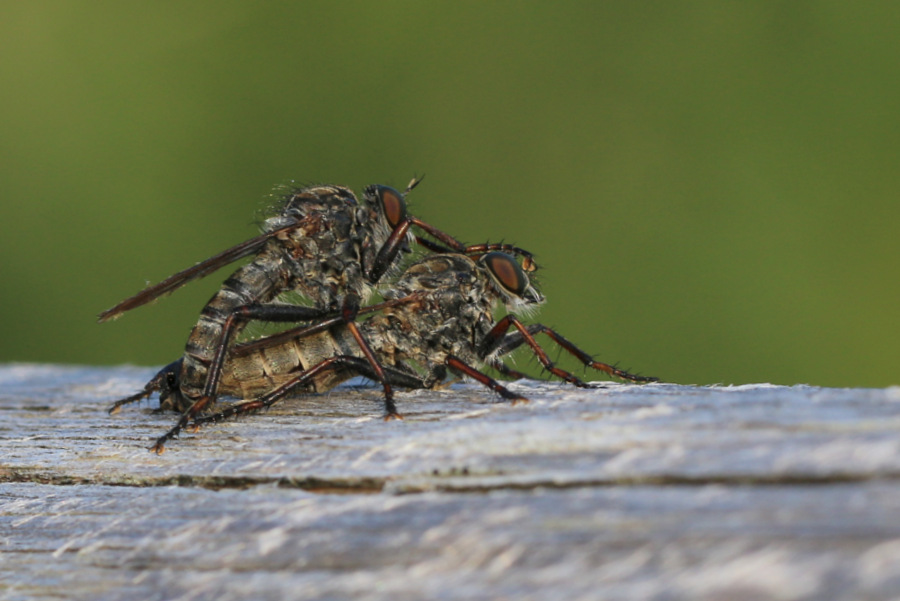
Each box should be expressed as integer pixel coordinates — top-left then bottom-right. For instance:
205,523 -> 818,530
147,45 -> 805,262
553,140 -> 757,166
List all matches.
1,2 -> 897,388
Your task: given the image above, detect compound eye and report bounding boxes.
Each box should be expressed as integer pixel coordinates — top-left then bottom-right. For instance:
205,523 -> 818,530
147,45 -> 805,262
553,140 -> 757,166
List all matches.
482,251 -> 528,296
377,186 -> 408,227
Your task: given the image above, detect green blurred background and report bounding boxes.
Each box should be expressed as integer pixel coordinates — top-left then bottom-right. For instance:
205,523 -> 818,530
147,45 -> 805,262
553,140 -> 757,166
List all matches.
1,2 -> 897,388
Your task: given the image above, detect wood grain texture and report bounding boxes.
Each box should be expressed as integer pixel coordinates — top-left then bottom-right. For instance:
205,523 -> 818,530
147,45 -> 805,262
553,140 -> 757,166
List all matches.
2,364 -> 900,600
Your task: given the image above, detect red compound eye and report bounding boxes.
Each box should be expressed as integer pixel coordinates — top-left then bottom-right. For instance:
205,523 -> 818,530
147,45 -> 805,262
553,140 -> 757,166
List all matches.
378,186 -> 408,227
482,251 -> 528,296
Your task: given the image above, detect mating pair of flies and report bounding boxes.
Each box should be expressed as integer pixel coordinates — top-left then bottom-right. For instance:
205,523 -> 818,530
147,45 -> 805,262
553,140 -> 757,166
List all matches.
101,178 -> 656,453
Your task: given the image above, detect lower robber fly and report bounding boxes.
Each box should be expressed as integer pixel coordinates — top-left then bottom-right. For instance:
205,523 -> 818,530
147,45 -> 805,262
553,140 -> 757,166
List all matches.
125,251 -> 655,452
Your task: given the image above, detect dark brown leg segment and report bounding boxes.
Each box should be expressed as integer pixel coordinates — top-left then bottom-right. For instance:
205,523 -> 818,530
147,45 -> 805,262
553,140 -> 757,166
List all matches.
186,359 -> 426,435
445,355 -> 528,403
481,316 -> 657,385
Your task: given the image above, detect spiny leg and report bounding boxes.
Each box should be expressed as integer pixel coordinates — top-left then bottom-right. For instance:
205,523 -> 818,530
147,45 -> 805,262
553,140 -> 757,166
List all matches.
152,355 -> 354,452
536,326 -> 657,383
200,303 -> 344,407
151,293 -> 422,454
155,303 -> 343,453
482,316 -> 657,384
413,237 -> 538,272
339,294 -> 400,418
224,294 -> 425,417
370,217 -> 537,283
487,359 -> 533,381
445,355 -> 528,404
186,359 -> 427,436
230,294 -> 423,358
479,315 -> 593,387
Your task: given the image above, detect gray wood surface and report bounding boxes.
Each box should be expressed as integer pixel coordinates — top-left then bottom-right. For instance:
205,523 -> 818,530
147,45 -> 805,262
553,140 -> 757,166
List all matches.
2,364 -> 899,600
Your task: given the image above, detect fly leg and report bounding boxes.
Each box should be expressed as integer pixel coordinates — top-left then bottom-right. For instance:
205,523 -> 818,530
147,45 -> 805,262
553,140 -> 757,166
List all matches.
445,355 -> 528,404
149,304 -> 343,453
197,304 -> 340,412
413,237 -> 538,272
340,294 -> 402,419
481,316 -> 658,384
487,359 -> 532,381
207,294 -> 425,416
183,360 -> 427,440
151,295 -> 419,453
229,294 -> 423,357
374,223 -> 538,280
368,215 -> 537,284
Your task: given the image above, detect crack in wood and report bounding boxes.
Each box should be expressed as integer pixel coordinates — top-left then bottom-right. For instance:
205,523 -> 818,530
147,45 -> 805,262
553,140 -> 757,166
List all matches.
4,465 -> 899,494
0,467 -> 384,492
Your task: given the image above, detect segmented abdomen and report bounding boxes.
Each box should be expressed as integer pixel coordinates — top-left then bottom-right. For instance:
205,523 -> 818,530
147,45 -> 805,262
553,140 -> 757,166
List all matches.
217,329 -> 358,400
179,250 -> 286,400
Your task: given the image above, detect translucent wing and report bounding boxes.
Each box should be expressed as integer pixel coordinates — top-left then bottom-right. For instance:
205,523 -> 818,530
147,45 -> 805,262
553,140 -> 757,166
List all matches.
97,222 -> 297,323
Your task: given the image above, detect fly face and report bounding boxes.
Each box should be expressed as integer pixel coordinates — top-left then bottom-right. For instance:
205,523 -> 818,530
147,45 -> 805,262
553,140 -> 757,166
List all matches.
478,251 -> 544,308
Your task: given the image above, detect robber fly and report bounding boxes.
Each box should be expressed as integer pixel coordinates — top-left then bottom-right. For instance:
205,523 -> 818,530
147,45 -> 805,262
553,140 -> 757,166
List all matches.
100,179 -> 534,425
145,251 -> 655,451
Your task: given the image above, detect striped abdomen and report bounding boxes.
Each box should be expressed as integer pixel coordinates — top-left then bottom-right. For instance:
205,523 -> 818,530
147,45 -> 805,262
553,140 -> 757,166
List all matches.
178,249 -> 286,401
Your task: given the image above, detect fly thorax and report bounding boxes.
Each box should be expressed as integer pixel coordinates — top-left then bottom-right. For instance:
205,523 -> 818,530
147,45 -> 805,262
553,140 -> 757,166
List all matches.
263,215 -> 296,233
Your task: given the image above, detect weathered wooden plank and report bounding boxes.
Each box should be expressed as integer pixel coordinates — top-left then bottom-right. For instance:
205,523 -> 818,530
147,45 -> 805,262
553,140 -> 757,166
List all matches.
2,364 -> 900,600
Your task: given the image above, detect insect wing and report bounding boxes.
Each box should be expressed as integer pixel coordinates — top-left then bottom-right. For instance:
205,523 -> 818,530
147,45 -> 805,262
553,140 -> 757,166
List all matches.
97,222 -> 297,322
